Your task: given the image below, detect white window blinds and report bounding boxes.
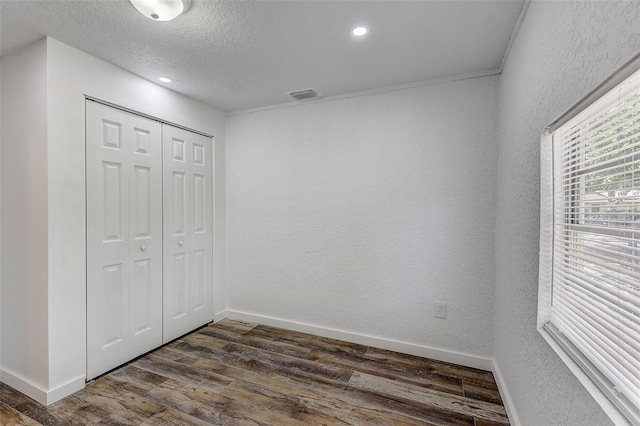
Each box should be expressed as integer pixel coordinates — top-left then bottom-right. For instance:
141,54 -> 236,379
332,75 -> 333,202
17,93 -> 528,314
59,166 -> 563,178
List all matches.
547,68 -> 640,422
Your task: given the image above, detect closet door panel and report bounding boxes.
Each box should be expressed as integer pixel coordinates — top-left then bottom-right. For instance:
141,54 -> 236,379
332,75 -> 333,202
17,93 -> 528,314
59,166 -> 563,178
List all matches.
86,101 -> 162,380
128,114 -> 163,342
163,125 -> 213,343
163,126 -> 192,342
189,133 -> 213,328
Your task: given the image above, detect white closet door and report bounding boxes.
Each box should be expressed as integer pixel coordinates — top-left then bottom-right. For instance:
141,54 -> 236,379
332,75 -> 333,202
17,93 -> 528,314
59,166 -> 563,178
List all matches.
86,101 -> 163,380
163,124 -> 213,343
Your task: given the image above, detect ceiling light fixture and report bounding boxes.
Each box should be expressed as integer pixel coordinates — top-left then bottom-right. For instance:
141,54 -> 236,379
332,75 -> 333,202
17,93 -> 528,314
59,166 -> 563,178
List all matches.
157,76 -> 172,83
129,0 -> 187,22
351,26 -> 368,37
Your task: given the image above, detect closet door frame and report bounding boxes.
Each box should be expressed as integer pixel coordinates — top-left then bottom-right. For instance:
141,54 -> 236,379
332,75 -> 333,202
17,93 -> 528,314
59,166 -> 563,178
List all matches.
85,99 -> 215,377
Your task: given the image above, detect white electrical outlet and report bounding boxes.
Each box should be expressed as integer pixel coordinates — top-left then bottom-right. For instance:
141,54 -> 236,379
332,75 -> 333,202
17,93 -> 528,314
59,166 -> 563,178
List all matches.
435,302 -> 447,319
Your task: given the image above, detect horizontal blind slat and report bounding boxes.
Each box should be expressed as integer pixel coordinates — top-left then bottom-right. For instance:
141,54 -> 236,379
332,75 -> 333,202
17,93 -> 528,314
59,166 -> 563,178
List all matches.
553,280 -> 640,336
553,263 -> 640,317
551,242 -> 640,284
553,310 -> 640,401
554,289 -> 640,367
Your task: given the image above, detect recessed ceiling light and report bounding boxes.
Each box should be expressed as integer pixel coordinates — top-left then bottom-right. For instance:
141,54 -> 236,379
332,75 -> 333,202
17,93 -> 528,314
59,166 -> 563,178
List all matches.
129,0 -> 186,22
351,26 -> 368,37
158,77 -> 172,83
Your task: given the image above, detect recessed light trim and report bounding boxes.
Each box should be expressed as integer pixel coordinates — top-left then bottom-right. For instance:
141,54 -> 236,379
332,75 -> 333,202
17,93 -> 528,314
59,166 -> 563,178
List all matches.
129,0 -> 185,22
158,77 -> 172,83
351,26 -> 368,37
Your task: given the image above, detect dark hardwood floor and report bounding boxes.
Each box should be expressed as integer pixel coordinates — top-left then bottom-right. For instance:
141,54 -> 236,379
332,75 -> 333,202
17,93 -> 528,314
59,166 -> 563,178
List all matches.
0,320 -> 509,425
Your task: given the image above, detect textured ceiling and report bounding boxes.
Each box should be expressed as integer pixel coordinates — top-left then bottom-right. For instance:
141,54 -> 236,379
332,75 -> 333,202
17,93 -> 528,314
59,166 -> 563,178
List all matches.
0,0 -> 525,112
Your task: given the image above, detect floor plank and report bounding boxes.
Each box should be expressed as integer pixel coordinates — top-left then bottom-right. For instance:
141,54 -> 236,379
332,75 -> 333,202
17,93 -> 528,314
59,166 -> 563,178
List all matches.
288,373 -> 475,425
249,325 -> 369,357
364,346 -> 498,388
132,355 -> 233,393
140,407 -> 214,426
305,348 -> 465,396
349,371 -> 509,424
0,321 -> 510,425
0,401 -> 40,425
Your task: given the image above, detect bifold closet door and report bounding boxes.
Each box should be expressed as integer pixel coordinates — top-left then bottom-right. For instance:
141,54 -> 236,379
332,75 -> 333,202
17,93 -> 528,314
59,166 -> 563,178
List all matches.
163,124 -> 213,343
86,101 -> 163,380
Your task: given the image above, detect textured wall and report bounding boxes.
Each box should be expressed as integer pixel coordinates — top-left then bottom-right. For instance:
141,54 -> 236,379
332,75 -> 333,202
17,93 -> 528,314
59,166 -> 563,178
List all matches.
45,38 -> 226,395
494,1 -> 640,425
0,38 -> 49,391
226,76 -> 499,359
0,38 -> 226,404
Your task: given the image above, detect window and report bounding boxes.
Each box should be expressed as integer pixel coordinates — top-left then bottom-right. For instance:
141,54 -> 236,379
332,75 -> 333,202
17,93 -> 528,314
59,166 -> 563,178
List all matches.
539,66 -> 640,424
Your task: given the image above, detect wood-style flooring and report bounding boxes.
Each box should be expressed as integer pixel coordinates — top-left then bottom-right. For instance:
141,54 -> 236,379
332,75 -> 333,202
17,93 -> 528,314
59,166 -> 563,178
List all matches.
0,320 -> 509,425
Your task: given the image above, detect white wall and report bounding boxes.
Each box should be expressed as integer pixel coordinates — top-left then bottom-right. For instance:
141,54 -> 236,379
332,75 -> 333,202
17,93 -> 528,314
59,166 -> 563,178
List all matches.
493,1 -> 640,425
0,39 -> 50,395
0,37 -> 226,404
0,0 -> 3,379
45,38 -> 226,399
225,76 -> 499,367
0,0 -> 2,379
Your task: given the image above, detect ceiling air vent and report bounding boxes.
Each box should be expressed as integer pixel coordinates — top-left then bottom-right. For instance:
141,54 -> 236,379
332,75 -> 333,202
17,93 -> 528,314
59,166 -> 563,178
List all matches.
288,88 -> 319,101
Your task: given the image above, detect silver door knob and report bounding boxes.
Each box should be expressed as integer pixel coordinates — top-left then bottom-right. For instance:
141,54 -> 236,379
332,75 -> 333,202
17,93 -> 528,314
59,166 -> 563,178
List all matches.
178,241 -> 183,246
140,245 -> 147,251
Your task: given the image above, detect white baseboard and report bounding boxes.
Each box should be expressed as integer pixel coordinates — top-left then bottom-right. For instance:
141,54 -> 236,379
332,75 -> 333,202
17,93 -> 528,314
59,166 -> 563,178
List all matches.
214,310 -> 229,323
492,360 -> 521,426
0,368 -> 48,405
217,309 -> 493,371
0,368 -> 85,406
46,375 -> 86,405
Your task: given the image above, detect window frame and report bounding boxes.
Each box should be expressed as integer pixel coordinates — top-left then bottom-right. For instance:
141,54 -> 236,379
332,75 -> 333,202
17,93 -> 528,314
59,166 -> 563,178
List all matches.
538,55 -> 640,426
